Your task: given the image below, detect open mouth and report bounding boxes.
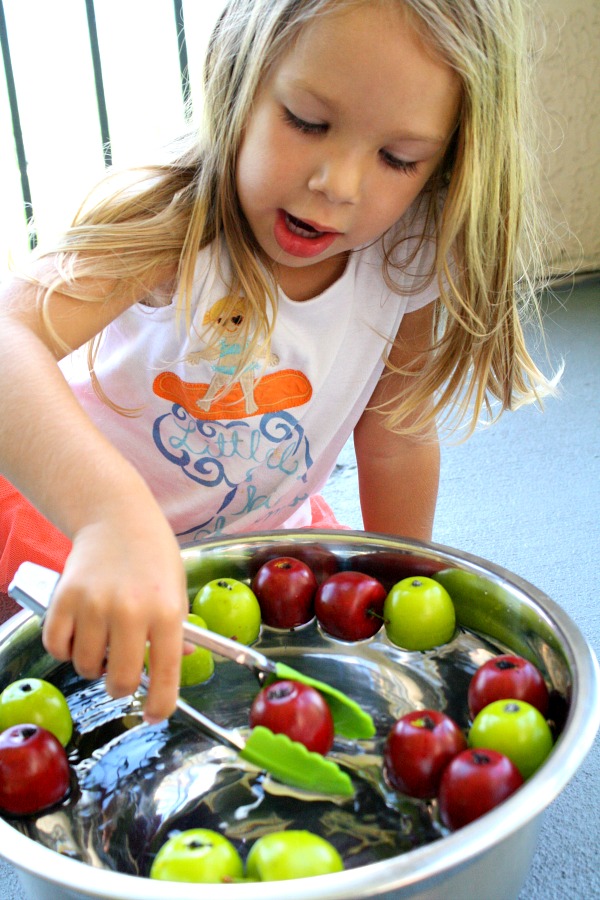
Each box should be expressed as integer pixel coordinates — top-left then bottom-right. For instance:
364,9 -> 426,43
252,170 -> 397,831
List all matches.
274,209 -> 339,258
285,212 -> 328,239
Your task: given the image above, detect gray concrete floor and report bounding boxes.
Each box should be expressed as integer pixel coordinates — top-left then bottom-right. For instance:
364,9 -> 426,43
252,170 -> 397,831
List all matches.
0,275 -> 598,898
322,274 -> 600,900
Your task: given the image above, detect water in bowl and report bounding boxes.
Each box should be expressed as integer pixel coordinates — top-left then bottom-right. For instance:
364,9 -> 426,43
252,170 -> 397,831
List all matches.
7,620 -> 508,877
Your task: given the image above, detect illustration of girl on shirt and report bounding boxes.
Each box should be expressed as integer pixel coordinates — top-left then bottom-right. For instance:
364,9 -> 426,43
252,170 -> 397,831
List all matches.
187,296 -> 278,415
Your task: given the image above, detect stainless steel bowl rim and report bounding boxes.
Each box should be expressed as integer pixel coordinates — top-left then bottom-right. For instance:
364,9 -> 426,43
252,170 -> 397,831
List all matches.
0,530 -> 598,900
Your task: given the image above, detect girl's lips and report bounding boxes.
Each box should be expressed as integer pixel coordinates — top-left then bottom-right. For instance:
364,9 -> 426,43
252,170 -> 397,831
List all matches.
273,209 -> 340,258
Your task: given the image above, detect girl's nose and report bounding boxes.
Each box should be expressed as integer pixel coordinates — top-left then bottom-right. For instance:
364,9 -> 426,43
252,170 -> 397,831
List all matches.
307,152 -> 362,204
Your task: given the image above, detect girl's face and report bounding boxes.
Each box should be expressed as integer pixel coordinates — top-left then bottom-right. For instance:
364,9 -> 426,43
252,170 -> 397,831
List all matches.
236,2 -> 461,301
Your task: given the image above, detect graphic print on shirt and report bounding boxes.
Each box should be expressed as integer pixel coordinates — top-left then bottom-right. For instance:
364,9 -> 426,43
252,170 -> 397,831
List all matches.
152,296 -> 314,538
153,295 -> 312,419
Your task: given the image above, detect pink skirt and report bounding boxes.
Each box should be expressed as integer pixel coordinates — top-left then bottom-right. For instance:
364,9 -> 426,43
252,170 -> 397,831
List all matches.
306,494 -> 350,530
0,476 -> 72,594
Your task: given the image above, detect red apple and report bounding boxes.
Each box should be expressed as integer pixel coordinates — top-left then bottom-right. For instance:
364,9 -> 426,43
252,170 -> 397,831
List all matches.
251,557 -> 318,628
383,710 -> 467,799
249,680 -> 334,755
0,724 -> 71,816
248,545 -> 339,585
438,748 -> 524,830
314,571 -> 386,641
468,654 -> 549,718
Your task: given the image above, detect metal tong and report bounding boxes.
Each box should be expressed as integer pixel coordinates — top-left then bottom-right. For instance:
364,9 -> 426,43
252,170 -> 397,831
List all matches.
9,561 -> 358,796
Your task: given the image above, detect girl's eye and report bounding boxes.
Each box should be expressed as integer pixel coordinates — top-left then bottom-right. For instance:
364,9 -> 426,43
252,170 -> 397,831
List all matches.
380,150 -> 419,175
282,107 -> 418,174
282,107 -> 327,135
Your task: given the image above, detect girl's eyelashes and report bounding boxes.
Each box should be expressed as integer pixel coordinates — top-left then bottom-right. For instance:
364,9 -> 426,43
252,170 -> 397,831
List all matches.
282,106 -> 419,176
380,151 -> 419,175
282,107 -> 327,135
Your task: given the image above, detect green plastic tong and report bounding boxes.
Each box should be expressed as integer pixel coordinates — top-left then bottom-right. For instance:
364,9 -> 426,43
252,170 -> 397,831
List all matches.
9,562 -> 373,797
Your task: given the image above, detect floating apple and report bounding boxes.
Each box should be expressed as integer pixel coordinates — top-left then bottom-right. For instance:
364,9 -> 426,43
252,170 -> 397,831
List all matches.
180,614 -> 215,686
468,654 -> 549,718
251,557 -> 317,628
245,830 -> 343,881
0,678 -> 73,746
150,828 -> 243,883
192,578 -> 261,645
249,680 -> 334,755
314,571 -> 386,641
438,748 -> 524,830
0,724 -> 71,816
384,577 -> 455,651
469,699 -> 553,779
146,614 -> 215,687
383,709 -> 467,799
248,544 -> 339,585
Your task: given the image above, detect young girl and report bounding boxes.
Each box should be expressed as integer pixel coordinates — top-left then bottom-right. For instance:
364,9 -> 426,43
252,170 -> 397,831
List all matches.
0,0 -> 556,722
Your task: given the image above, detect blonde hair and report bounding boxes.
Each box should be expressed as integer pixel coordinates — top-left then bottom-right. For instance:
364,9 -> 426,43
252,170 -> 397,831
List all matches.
35,0 -> 557,434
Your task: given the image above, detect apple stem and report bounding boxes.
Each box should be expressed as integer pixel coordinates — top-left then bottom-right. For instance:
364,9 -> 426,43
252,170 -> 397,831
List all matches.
471,750 -> 491,765
368,610 -> 384,621
188,839 -> 213,850
414,714 -> 437,730
267,683 -> 294,701
19,726 -> 37,740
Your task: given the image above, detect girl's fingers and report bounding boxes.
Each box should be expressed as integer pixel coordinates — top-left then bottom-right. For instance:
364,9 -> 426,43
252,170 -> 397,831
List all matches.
101,626 -> 147,704
70,608 -> 112,683
41,589 -> 78,665
43,583 -> 111,681
44,592 -> 184,723
141,621 -> 184,724
41,611 -> 75,663
72,626 -> 111,682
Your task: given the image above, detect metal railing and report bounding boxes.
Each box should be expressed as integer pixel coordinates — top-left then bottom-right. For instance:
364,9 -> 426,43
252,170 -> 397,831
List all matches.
0,0 -> 192,251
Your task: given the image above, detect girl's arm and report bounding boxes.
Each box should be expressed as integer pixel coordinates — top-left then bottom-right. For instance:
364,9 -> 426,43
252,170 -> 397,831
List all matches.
354,303 -> 440,541
0,260 -> 188,723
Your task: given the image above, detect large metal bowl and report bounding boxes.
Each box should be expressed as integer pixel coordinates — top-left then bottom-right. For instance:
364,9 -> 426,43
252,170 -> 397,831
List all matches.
0,531 -> 598,900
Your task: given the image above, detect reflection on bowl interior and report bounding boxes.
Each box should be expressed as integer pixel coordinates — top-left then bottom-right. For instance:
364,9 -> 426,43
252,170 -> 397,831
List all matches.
0,535 -> 576,885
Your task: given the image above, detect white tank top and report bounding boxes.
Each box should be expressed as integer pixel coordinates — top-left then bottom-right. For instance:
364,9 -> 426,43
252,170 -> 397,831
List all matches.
61,220 -> 438,542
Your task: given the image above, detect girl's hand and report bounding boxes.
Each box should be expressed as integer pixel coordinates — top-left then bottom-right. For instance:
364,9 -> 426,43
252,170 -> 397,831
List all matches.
42,511 -> 189,725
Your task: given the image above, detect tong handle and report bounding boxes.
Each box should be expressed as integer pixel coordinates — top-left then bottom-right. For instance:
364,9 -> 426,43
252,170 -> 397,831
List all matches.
182,620 -> 276,676
138,672 -> 245,751
8,561 -> 59,618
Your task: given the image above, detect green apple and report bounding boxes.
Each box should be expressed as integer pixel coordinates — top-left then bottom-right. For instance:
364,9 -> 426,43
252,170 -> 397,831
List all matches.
144,614 -> 214,687
469,698 -> 553,779
0,678 -> 73,747
384,576 -> 456,651
180,614 -> 215,686
246,830 -> 343,881
150,828 -> 243,883
192,578 -> 261,645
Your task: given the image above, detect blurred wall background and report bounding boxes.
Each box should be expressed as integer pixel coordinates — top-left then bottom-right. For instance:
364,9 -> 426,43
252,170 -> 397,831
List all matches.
536,0 -> 600,274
